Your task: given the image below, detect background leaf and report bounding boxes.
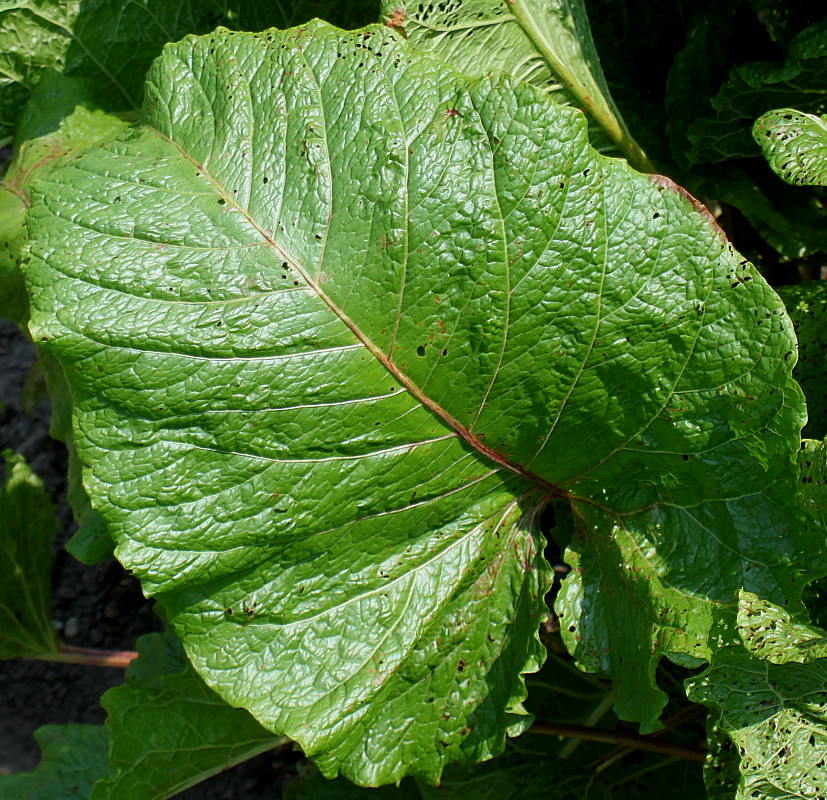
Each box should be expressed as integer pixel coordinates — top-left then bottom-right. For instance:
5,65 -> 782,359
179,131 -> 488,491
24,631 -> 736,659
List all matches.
0,0 -> 379,145
0,449 -> 59,659
753,108 -> 827,186
90,631 -> 287,800
380,0 -> 653,170
777,282 -> 827,439
0,725 -> 109,800
684,17 -> 827,166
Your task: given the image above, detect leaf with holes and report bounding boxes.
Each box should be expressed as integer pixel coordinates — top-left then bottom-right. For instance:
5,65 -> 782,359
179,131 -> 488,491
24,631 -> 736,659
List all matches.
24,22 -> 816,785
688,606 -> 827,800
379,0 -> 652,171
753,108 -> 827,187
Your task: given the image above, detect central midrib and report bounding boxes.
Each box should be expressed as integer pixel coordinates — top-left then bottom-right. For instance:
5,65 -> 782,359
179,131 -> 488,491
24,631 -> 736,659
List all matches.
149,126 -> 572,503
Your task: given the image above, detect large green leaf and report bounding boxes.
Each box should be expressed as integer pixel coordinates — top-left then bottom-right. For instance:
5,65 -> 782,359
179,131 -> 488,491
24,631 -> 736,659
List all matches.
25,22 -> 813,784
0,450 -> 59,659
379,0 -> 653,171
0,725 -> 109,800
91,631 -> 286,799
753,108 -> 827,186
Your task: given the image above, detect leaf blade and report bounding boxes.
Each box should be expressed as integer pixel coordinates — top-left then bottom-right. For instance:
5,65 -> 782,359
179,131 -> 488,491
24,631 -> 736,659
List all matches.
25,22 -> 813,783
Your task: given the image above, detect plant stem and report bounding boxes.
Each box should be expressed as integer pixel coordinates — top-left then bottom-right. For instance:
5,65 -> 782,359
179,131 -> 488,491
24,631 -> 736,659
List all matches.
591,704 -> 705,772
509,0 -> 657,174
30,644 -> 138,668
529,719 -> 707,762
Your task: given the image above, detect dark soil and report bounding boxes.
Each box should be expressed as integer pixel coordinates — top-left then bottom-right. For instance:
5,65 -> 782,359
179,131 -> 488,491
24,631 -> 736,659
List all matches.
0,319 -> 303,797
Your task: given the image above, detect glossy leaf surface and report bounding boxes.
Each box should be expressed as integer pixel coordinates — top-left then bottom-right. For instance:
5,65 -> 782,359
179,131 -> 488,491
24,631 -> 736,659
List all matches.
25,22 -> 811,783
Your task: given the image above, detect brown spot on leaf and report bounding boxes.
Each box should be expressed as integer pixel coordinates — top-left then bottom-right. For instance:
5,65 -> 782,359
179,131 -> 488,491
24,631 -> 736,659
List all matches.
384,7 -> 407,35
648,174 -> 726,242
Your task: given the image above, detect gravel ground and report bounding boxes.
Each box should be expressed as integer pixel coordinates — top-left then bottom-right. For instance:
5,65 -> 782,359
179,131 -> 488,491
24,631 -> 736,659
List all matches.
0,318 -> 303,798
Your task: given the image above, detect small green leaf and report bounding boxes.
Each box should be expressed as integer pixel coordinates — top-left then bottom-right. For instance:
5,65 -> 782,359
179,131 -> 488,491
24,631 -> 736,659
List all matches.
0,725 -> 109,800
90,631 -> 286,800
380,0 -> 652,171
753,108 -> 827,186
0,450 -> 59,659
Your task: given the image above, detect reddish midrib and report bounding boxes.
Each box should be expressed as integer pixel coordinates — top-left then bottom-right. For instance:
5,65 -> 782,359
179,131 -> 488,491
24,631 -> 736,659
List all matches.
152,127 -> 572,503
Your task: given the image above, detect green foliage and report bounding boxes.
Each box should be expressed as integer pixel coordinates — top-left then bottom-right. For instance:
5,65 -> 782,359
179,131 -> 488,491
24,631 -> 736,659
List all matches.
91,631 -> 287,799
0,450 -> 58,659
1,0 -> 826,797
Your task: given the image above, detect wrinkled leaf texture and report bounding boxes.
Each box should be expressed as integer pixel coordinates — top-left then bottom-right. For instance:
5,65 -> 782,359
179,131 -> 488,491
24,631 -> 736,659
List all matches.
25,22 -> 814,785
